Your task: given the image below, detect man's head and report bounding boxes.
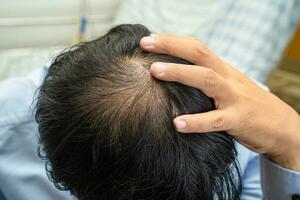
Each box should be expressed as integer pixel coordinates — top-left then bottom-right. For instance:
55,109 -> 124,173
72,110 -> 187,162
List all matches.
35,24 -> 240,200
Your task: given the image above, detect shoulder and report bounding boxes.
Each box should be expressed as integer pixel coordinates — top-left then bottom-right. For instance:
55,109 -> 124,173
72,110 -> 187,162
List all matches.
0,67 -> 47,127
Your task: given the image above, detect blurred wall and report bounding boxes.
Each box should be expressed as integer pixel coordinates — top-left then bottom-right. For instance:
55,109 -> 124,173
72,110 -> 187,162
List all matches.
279,24 -> 300,74
267,24 -> 300,112
0,0 -> 121,49
284,25 -> 300,60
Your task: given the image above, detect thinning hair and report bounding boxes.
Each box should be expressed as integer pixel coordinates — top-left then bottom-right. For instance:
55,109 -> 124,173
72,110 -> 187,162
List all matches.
35,24 -> 241,200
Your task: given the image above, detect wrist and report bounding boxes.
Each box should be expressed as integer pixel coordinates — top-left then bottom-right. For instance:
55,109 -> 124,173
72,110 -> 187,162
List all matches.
270,152 -> 300,172
270,114 -> 300,172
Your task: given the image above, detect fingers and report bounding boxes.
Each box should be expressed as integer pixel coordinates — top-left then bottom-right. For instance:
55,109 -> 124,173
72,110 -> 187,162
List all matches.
140,34 -> 228,75
150,62 -> 233,100
173,110 -> 233,133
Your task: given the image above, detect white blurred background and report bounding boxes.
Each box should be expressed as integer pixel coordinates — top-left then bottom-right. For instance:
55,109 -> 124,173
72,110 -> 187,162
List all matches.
0,0 -> 121,79
0,0 -> 121,49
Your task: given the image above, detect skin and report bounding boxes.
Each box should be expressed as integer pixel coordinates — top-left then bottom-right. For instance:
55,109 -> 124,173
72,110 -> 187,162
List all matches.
140,34 -> 300,171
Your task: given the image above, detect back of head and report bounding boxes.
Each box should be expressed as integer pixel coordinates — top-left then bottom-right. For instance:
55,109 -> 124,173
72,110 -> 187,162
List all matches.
36,24 -> 241,200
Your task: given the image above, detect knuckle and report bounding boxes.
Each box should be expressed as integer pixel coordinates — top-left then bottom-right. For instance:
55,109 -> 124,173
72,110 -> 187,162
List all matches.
204,69 -> 219,88
171,66 -> 185,82
161,64 -> 175,80
212,115 -> 225,129
243,110 -> 255,128
194,43 -> 210,58
196,122 -> 206,132
160,37 -> 175,53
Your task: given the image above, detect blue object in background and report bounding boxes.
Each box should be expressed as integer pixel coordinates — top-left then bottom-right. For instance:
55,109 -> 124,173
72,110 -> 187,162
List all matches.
80,16 -> 88,35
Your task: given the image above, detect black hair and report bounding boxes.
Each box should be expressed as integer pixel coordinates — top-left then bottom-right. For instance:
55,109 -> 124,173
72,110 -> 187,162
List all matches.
35,24 -> 241,200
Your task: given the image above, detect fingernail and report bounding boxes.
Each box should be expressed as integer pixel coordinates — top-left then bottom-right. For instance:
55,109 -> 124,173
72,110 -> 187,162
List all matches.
152,62 -> 166,76
174,118 -> 187,130
141,35 -> 156,46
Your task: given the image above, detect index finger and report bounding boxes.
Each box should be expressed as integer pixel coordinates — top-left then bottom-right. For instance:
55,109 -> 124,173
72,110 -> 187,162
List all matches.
150,62 -> 233,100
140,34 -> 228,76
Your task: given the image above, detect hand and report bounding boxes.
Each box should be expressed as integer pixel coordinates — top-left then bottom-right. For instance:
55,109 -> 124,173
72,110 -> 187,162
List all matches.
140,34 -> 300,171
